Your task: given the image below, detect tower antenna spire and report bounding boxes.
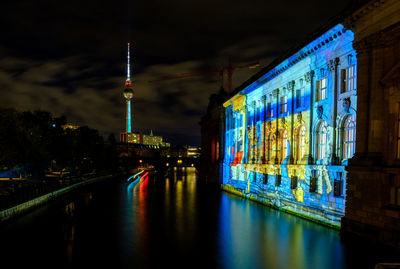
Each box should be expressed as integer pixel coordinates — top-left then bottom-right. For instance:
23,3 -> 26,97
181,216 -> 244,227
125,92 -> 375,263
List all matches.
123,42 -> 134,134
125,42 -> 132,86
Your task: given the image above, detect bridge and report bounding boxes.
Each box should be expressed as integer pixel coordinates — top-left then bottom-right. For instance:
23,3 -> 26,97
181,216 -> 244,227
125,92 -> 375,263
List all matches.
117,143 -> 200,175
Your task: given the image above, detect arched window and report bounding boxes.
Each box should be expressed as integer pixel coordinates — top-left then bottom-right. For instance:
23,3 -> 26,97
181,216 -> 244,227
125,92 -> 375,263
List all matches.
297,125 -> 306,162
343,116 -> 356,159
282,130 -> 288,162
317,121 -> 328,161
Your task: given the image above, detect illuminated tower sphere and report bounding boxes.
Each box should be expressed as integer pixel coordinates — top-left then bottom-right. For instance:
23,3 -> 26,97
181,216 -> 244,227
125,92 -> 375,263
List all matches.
124,42 -> 134,133
124,87 -> 133,99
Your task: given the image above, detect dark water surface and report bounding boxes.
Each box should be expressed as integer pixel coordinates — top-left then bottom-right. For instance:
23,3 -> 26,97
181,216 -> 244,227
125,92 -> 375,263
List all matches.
0,167 -> 399,269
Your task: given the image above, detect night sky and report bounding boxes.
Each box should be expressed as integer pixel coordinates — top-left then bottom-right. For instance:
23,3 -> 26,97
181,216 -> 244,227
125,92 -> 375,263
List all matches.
0,0 -> 350,146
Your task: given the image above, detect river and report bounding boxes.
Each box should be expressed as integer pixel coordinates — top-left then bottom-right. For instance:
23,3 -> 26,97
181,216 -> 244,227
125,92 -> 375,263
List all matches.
0,167 -> 398,268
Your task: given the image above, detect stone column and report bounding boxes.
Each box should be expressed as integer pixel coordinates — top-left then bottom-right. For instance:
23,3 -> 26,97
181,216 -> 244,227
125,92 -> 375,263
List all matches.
306,71 -> 315,164
262,95 -> 267,163
225,107 -> 230,164
252,101 -> 256,164
352,39 -> 371,157
288,80 -> 295,164
366,36 -> 387,157
330,57 -> 340,164
243,105 -> 248,164
229,108 -> 234,164
219,106 -> 225,184
274,89 -> 280,164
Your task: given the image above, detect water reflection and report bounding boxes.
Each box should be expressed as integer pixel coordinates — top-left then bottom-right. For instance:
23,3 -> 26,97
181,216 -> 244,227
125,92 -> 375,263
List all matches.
65,202 -> 75,217
138,172 -> 148,258
64,224 -> 75,264
218,192 -> 345,269
1,168 -> 399,269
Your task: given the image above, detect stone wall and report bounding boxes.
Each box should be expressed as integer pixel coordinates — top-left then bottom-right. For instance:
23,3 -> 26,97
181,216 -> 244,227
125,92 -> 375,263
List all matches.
0,175 -> 113,222
342,0 -> 400,248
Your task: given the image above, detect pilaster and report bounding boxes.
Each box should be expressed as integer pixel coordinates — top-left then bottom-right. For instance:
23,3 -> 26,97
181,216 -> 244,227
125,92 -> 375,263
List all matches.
305,71 -> 315,164
330,57 -> 340,165
288,80 -> 295,164
274,88 -> 280,164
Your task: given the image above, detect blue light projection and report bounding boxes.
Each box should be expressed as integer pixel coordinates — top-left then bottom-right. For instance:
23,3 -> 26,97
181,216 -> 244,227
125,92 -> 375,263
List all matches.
221,24 -> 357,228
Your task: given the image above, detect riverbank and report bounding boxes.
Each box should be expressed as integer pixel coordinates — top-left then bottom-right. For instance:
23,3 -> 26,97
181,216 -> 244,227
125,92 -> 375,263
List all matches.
0,174 -> 116,222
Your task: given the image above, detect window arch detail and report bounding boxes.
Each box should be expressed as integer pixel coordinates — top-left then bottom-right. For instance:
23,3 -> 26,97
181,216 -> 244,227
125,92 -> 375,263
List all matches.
281,130 -> 288,163
316,121 -> 328,161
297,125 -> 306,163
343,116 -> 356,160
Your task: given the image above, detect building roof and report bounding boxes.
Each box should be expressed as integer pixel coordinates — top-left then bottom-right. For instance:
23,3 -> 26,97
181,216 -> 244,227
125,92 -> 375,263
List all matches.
225,0 -> 372,101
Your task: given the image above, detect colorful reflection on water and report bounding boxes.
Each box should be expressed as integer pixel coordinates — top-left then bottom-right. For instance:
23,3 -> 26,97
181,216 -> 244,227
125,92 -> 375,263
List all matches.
218,192 -> 344,269
0,168 -> 399,268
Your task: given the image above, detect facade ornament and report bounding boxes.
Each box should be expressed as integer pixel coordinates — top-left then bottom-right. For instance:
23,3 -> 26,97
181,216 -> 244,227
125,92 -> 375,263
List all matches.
328,58 -> 340,71
297,112 -> 303,123
335,57 -> 340,66
317,105 -> 323,119
353,30 -> 392,54
343,0 -> 387,32
343,97 -> 351,113
304,70 -> 315,83
320,68 -> 325,78
287,80 -> 295,90
304,72 -> 311,83
328,60 -> 335,72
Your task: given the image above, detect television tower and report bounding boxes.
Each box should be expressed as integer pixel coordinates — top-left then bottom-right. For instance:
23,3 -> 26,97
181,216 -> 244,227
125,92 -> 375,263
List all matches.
123,42 -> 134,133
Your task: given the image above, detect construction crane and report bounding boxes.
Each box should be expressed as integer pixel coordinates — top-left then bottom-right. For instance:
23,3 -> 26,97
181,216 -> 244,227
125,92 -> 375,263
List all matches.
148,58 -> 261,93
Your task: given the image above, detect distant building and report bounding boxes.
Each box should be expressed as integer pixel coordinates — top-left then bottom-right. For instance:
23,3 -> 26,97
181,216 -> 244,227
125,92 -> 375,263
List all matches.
199,87 -> 226,185
159,145 -> 199,158
120,130 -> 170,148
187,146 -> 201,158
62,123 -> 79,130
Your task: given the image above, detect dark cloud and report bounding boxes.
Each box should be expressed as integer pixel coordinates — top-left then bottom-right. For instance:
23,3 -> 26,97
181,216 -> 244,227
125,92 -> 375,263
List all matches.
0,0 -> 351,145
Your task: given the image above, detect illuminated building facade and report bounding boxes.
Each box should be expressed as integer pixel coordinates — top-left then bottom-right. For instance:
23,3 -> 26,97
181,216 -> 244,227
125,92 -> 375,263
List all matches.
187,146 -> 200,158
221,24 -> 357,228
123,130 -> 170,148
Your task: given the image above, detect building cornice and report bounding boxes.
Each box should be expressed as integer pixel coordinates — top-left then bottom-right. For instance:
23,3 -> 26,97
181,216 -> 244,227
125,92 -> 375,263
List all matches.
226,24 -> 350,101
343,0 -> 387,29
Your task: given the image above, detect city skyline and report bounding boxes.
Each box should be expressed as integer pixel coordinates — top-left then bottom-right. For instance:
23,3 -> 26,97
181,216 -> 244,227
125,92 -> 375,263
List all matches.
0,0 -> 350,145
